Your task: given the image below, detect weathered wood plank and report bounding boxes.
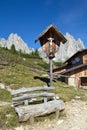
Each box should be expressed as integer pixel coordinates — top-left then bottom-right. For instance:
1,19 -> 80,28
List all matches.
15,100 -> 65,122
11,86 -> 54,96
12,92 -> 55,102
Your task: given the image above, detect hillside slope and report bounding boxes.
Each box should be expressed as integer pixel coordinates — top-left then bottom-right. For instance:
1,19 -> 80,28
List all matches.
0,47 -> 87,129
0,47 -> 49,88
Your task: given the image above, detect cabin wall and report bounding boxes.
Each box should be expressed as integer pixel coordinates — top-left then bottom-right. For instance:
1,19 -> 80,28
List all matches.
64,66 -> 87,87
83,54 -> 87,63
68,76 -> 76,87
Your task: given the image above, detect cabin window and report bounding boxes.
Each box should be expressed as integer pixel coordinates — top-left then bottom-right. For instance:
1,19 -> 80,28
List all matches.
72,57 -> 80,65
75,57 -> 80,62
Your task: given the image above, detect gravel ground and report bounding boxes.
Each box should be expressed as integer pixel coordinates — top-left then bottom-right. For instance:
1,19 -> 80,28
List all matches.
14,100 -> 87,130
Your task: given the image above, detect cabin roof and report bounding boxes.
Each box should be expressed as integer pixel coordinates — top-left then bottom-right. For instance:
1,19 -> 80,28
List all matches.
64,49 -> 87,63
61,63 -> 87,75
53,64 -> 67,73
35,24 -> 67,44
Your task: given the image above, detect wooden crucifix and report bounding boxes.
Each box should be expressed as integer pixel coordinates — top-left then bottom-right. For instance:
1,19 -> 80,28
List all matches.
35,24 -> 67,87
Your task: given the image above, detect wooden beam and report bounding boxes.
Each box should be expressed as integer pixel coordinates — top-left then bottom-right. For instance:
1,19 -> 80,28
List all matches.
12,92 -> 55,102
11,86 -> 54,96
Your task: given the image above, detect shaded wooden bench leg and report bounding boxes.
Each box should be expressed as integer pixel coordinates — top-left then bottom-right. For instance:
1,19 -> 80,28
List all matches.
30,116 -> 34,124
24,100 -> 28,105
44,97 -> 47,103
55,110 -> 59,120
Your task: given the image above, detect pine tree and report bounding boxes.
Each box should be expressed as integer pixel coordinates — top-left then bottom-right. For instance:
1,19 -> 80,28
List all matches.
10,44 -> 16,54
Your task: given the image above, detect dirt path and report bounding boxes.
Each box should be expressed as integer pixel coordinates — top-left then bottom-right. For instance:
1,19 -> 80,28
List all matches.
15,100 -> 87,130
56,100 -> 87,130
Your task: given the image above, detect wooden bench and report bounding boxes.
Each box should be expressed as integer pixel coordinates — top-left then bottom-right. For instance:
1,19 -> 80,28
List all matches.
11,86 -> 65,122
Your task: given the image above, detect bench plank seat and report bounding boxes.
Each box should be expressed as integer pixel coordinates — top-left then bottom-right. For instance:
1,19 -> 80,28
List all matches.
15,100 -> 65,122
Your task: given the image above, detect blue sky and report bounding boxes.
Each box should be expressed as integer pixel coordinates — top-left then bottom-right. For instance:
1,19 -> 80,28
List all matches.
0,0 -> 87,49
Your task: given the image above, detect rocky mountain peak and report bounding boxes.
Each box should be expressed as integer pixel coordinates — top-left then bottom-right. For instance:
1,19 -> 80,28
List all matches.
65,32 -> 75,40
0,33 -> 34,54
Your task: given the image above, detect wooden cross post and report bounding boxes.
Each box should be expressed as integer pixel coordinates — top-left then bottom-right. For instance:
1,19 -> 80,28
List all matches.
48,37 -> 54,87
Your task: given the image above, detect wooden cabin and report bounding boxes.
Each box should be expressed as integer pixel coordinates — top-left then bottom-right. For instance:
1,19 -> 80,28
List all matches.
53,49 -> 87,88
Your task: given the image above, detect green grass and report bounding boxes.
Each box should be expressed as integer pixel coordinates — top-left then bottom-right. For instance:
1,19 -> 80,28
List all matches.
0,105 -> 19,128
0,89 -> 11,102
54,81 -> 87,101
0,64 -> 46,89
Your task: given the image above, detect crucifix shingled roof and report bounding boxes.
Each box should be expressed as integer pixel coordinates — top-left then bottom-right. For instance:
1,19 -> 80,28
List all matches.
35,24 -> 67,46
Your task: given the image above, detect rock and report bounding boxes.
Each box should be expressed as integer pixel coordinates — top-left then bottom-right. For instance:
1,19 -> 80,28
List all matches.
15,126 -> 24,130
56,119 -> 64,125
0,83 -> 5,89
55,96 -> 60,100
74,96 -> 81,100
23,58 -> 26,61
